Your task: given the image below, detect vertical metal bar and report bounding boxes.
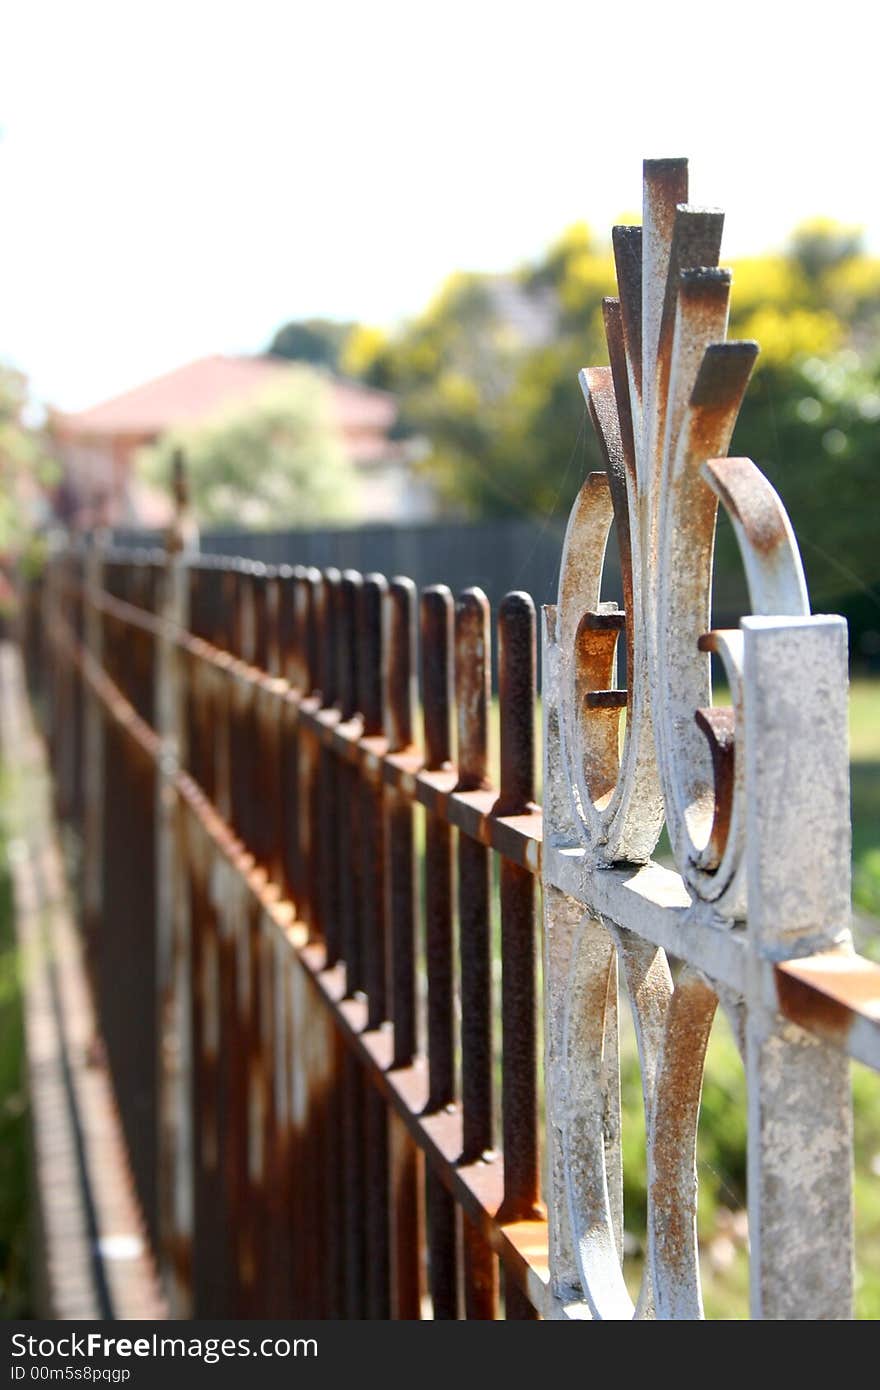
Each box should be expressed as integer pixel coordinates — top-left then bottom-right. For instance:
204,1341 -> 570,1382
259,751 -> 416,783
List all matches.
252,563 -> 269,672
276,565 -> 295,683
495,590 -> 538,820
241,898 -> 262,1315
262,565 -> 284,888
421,585 -> 456,1107
228,564 -> 249,846
319,568 -> 342,964
304,567 -> 323,700
155,549 -> 193,1309
743,615 -> 854,1319
248,564 -> 270,870
322,1027 -> 346,1317
336,569 -> 368,1315
389,1112 -> 424,1319
495,592 -> 540,1319
287,961 -> 308,1316
341,1049 -> 367,1317
455,587 -> 493,1161
256,913 -> 277,1316
320,568 -> 341,708
265,564 -> 280,679
278,567 -> 305,907
387,577 -> 418,1067
462,1215 -> 497,1321
186,566 -> 203,793
338,571 -> 362,722
82,542 -> 105,1024
364,1089 -> 391,1318
289,565 -> 309,690
359,573 -> 388,1026
213,562 -> 235,826
315,569 -> 345,1317
426,1181 -> 457,1321
198,561 -> 218,807
300,568 -> 323,940
263,926 -> 285,1316
358,572 -> 391,1318
212,855 -> 232,1310
338,570 -> 364,993
455,586 -> 498,1319
272,935 -> 294,1316
420,584 -> 458,1318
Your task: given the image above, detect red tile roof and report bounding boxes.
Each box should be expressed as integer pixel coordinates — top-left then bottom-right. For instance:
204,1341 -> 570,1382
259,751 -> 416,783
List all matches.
51,355 -> 399,459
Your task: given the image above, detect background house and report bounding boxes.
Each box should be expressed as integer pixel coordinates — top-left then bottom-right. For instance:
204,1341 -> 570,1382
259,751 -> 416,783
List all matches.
49,354 -> 433,530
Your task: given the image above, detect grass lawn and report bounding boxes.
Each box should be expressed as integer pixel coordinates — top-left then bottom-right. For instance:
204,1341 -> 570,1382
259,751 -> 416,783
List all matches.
850,677 -> 880,948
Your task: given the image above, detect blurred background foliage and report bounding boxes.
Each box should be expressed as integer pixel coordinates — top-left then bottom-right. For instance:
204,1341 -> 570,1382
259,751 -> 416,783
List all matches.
0,367 -> 55,625
4,216 -> 878,649
271,217 -> 880,658
1,218 -> 879,1321
268,317 -> 355,371
138,372 -> 358,530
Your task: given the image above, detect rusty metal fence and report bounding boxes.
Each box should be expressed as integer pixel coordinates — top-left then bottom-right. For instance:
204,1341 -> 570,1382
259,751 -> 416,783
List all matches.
25,158 -> 880,1319
31,543 -> 547,1318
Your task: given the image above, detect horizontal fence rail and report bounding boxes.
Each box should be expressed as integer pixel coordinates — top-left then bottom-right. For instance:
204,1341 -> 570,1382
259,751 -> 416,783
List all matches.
27,533 -> 880,1319
33,548 -> 551,1318
22,157 -> 880,1319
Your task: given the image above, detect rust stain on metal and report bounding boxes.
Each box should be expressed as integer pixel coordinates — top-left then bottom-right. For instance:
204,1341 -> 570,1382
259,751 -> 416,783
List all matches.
694,705 -> 735,867
776,951 -> 880,1041
648,971 -> 717,1310
493,592 -> 538,818
454,588 -> 491,793
703,456 -> 790,556
46,540 -> 556,1321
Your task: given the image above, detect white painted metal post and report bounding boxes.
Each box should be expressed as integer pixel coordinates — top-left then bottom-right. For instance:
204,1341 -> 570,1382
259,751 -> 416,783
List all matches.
540,157 -> 870,1321
743,615 -> 854,1319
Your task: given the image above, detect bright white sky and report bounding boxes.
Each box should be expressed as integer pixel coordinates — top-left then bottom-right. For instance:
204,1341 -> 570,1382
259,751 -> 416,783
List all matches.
1,0 -> 876,411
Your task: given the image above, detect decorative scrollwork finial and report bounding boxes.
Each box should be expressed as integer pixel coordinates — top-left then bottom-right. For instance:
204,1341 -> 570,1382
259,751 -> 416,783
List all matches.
553,157 -> 810,917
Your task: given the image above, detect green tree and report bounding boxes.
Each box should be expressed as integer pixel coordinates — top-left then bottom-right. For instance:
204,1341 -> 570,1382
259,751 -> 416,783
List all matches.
0,365 -> 55,550
341,219 -> 880,633
723,224 -> 880,632
728,347 -> 880,627
268,318 -> 354,370
0,364 -> 55,622
137,370 -> 357,529
348,250 -> 610,518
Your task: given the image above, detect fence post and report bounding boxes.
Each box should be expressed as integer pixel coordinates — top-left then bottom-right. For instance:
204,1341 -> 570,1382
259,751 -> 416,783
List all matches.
156,464 -> 198,1313
539,156 -> 863,1322
82,538 -> 106,977
743,614 -> 854,1319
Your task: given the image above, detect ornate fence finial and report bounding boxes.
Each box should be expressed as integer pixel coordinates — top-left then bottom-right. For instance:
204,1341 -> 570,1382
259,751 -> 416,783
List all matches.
542,157 -> 854,1321
551,156 -> 814,916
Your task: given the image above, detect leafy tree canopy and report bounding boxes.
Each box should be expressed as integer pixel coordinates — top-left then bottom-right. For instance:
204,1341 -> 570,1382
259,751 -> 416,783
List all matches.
267,318 -> 354,370
137,370 -> 357,530
0,364 -> 55,556
342,220 -> 880,623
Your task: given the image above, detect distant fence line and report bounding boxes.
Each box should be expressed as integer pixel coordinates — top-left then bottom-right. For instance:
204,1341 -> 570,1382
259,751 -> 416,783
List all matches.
113,516 -> 757,630
112,518 -> 578,615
